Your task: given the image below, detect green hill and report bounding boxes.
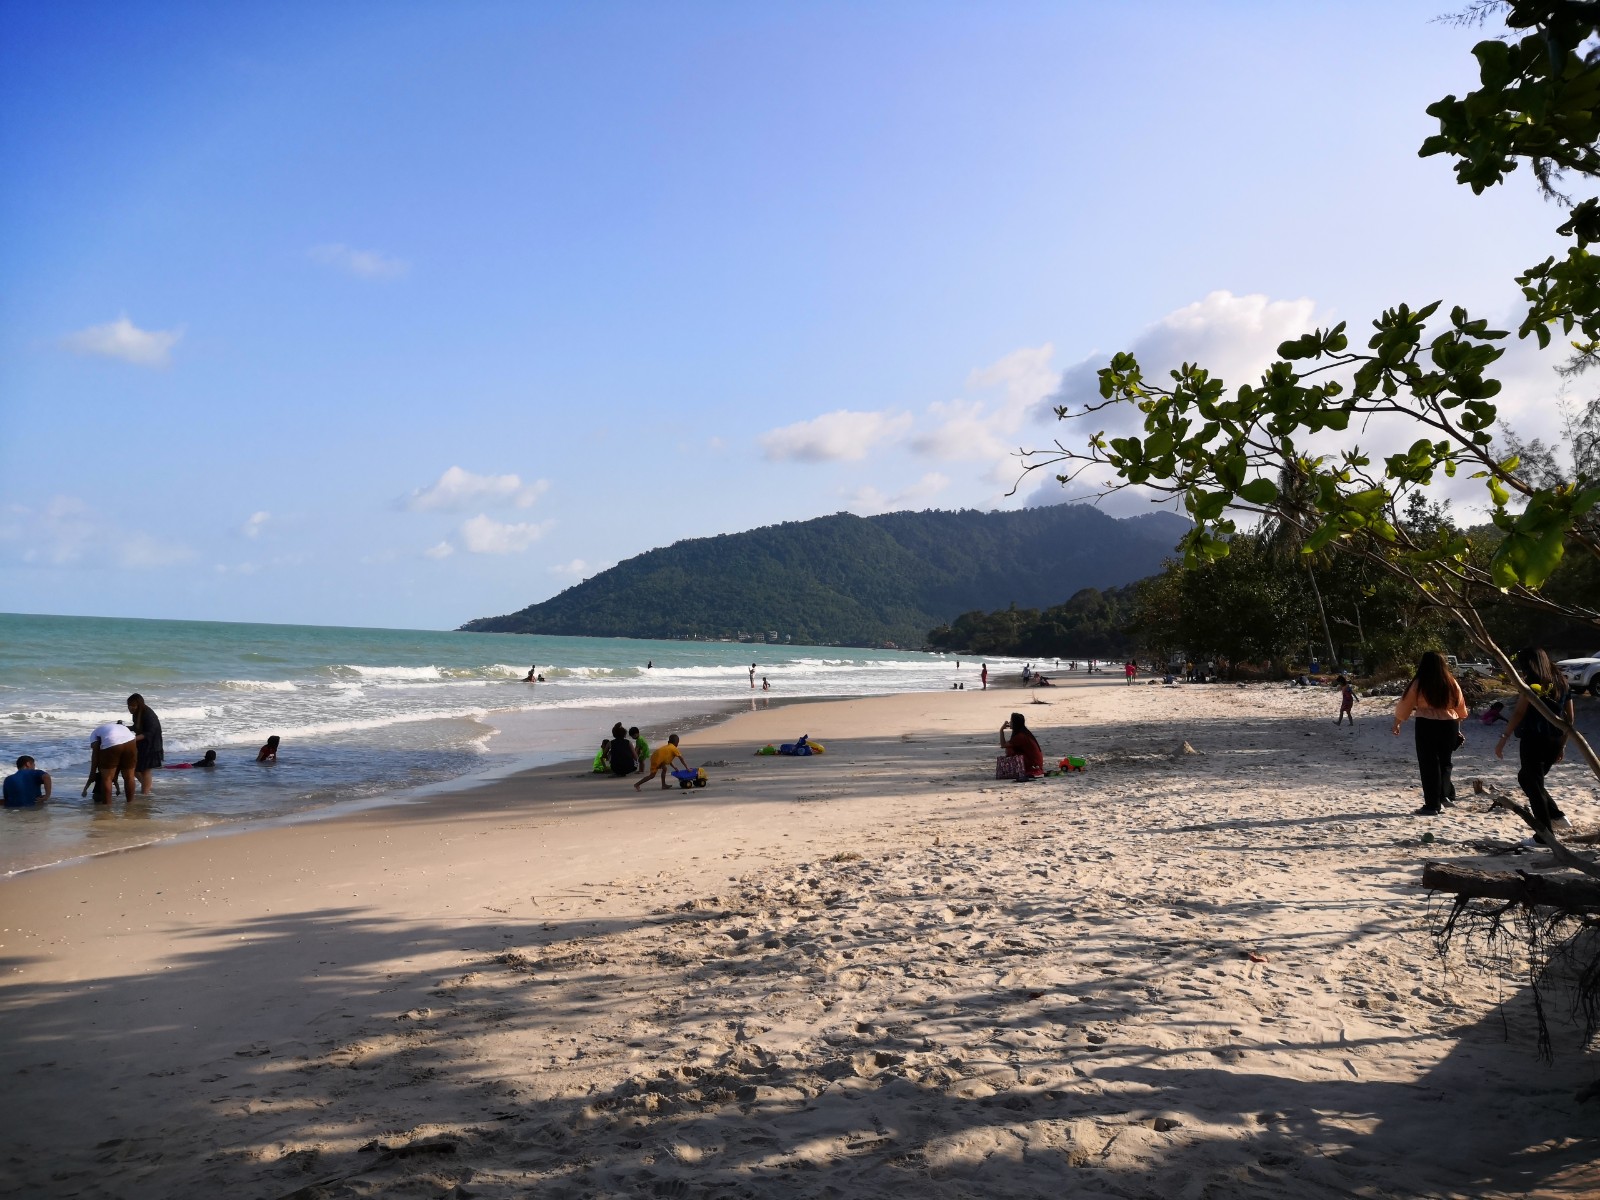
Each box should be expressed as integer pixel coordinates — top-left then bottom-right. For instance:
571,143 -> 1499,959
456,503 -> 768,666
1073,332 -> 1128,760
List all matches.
458,504 -> 1189,647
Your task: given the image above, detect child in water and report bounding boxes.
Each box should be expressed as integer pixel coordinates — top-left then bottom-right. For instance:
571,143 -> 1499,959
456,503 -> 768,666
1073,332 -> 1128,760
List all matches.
256,735 -> 280,763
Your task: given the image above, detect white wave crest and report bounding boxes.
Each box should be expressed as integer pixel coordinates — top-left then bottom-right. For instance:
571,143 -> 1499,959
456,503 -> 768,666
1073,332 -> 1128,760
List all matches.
222,679 -> 299,692
333,664 -> 444,681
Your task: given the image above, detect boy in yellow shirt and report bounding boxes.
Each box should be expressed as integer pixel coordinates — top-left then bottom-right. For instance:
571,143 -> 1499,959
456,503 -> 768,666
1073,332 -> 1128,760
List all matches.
635,734 -> 690,792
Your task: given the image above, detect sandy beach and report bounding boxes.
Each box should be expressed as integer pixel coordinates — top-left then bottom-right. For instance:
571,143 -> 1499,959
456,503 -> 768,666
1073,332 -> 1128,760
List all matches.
3,677 -> 1598,1198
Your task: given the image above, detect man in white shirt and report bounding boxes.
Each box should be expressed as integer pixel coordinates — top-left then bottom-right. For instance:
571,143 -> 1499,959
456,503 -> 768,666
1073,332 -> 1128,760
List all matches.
87,721 -> 137,804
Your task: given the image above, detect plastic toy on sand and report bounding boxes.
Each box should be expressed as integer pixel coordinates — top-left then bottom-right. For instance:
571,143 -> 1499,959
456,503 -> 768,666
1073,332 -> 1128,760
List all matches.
1058,756 -> 1086,772
673,768 -> 708,789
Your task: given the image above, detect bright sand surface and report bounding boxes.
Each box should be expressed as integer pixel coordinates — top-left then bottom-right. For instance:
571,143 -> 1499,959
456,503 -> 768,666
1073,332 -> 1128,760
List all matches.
3,678 -> 1598,1198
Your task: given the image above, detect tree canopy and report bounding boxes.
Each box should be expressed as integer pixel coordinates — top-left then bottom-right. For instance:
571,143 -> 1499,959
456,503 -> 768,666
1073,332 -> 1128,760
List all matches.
1026,0 -> 1600,865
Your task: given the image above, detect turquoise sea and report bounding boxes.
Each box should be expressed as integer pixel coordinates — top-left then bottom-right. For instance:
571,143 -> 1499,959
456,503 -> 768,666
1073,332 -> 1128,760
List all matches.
0,613 -> 996,874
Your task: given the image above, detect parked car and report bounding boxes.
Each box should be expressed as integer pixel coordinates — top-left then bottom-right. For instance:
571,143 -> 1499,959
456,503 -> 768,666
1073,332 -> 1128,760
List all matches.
1557,651 -> 1600,696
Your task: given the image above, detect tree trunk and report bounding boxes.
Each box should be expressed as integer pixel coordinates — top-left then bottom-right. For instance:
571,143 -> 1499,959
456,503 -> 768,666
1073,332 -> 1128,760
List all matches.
1422,861 -> 1600,911
1306,561 -> 1338,667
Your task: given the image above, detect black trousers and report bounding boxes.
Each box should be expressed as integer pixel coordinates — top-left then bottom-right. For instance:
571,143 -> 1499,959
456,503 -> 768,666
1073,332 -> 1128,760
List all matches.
1413,717 -> 1458,813
1517,734 -> 1564,827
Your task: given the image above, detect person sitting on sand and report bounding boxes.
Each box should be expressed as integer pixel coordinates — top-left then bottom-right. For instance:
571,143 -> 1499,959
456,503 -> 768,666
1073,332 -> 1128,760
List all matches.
635,734 -> 690,792
3,756 -> 51,807
256,735 -> 280,763
609,722 -> 637,775
1000,713 -> 1045,779
1033,674 -> 1054,687
592,739 -> 611,773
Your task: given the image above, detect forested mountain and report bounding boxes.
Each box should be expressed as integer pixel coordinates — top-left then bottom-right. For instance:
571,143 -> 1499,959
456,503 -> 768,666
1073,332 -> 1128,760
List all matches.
459,505 -> 1189,647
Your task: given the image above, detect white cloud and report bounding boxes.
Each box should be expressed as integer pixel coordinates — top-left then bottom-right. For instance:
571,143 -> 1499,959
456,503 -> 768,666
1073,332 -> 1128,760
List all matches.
1046,291 -> 1320,431
845,472 -> 952,515
551,557 -> 606,579
241,511 -> 270,538
459,514 -> 553,554
309,243 -> 410,279
424,540 -> 455,560
61,315 -> 183,367
908,344 -> 1061,470
0,494 -> 193,568
407,466 -> 549,512
760,409 -> 914,463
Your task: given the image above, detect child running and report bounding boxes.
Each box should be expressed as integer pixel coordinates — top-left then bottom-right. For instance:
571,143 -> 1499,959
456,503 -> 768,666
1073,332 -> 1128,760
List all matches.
635,734 -> 691,792
1335,675 -> 1356,726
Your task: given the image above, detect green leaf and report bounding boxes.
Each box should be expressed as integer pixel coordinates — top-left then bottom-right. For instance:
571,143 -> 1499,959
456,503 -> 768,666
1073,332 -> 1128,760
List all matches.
1237,478 -> 1279,506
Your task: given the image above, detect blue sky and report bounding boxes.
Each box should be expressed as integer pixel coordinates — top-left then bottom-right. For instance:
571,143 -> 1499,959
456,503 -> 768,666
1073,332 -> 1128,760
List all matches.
0,1 -> 1575,629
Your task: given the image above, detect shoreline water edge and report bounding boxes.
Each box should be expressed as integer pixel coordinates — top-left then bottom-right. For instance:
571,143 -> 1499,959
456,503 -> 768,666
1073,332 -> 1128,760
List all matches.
0,612 -> 1038,874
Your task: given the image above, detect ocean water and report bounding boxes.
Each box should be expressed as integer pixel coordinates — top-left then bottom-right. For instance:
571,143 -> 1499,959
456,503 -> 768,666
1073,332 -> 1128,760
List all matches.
0,612 -> 1011,874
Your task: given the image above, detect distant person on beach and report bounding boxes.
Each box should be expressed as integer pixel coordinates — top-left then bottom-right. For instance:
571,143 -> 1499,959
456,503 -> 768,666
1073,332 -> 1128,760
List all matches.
646,660 -> 652,669
1495,647 -> 1576,834
1391,651 -> 1468,816
636,734 -> 690,791
980,663 -> 988,690
1335,675 -> 1356,726
193,750 -> 219,768
3,756 -> 51,807
609,722 -> 637,775
1479,701 -> 1508,725
762,676 -> 770,691
999,712 -> 1045,779
256,735 -> 280,763
592,739 -> 611,772
749,663 -> 757,690
630,727 -> 648,773
127,693 -> 163,794
1124,660 -> 1137,684
1022,664 -> 1032,684
523,665 -> 537,682
86,720 -> 136,803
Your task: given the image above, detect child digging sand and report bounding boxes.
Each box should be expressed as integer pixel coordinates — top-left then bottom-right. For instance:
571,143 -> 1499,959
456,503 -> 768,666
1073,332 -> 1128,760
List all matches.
635,734 -> 691,791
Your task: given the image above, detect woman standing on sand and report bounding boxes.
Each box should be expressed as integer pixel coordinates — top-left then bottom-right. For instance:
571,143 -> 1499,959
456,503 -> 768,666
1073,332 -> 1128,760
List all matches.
1391,651 -> 1468,816
1494,647 -> 1576,834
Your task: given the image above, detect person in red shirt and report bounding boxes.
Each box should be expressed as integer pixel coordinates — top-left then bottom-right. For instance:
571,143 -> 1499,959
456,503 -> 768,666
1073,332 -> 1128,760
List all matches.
999,712 -> 1045,779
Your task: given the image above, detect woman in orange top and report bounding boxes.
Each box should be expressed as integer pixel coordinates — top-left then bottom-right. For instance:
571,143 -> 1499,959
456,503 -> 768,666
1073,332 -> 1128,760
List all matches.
1391,651 -> 1469,816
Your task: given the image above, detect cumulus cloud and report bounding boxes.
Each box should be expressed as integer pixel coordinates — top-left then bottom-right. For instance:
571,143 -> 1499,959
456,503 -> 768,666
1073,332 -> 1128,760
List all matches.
459,514 -> 553,554
424,541 -> 455,560
908,344 -> 1061,471
61,315 -> 183,367
759,410 -> 914,463
845,472 -> 952,515
241,511 -> 270,538
0,494 -> 193,568
407,466 -> 549,512
551,557 -> 608,579
309,243 -> 410,279
1047,291 -> 1320,429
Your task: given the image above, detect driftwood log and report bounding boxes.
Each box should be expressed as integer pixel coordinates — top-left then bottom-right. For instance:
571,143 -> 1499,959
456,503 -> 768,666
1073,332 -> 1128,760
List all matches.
1422,862 -> 1600,912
